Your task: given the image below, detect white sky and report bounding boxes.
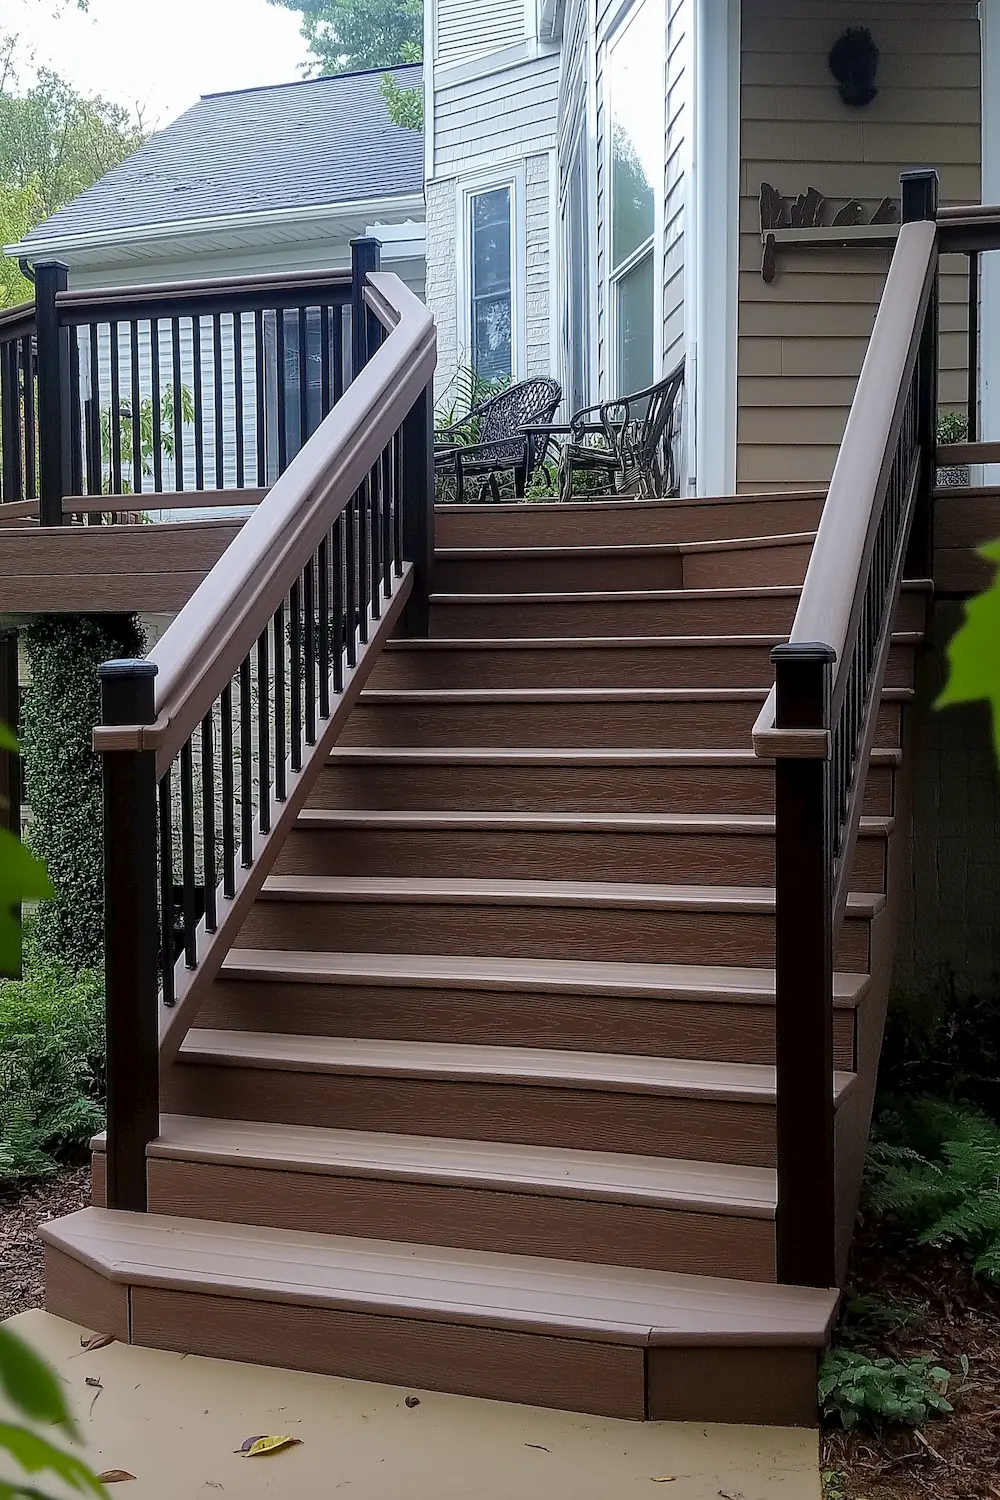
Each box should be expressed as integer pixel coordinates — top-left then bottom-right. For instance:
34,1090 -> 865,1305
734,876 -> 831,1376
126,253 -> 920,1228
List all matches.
4,0 -> 311,126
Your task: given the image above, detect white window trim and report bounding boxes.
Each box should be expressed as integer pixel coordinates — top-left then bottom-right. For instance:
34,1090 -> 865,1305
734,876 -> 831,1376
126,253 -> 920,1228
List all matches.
557,114 -> 592,414
602,0 -> 666,396
455,168 -> 527,381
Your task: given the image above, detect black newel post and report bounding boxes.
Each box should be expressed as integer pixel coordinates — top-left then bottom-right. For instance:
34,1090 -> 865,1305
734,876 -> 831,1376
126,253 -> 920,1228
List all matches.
400,382 -> 435,637
34,260 -> 70,528
350,237 -> 382,381
99,659 -> 160,1212
901,167 -> 939,578
771,641 -> 837,1288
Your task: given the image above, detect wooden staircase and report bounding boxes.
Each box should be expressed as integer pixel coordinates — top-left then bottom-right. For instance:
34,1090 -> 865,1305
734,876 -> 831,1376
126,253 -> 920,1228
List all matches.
44,490 -> 927,1426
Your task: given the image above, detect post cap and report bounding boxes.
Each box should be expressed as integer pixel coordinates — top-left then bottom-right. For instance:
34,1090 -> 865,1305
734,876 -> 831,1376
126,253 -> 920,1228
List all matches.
770,641 -> 837,664
98,659 -> 158,680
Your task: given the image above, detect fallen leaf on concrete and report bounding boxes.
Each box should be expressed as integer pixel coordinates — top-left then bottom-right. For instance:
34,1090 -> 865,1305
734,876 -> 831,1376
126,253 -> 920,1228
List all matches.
81,1333 -> 114,1351
404,1395 -> 420,1408
238,1436 -> 303,1458
236,1436 -> 267,1453
85,1376 -> 103,1418
525,1443 -> 550,1452
98,1471 -> 136,1484
651,1480 -> 677,1485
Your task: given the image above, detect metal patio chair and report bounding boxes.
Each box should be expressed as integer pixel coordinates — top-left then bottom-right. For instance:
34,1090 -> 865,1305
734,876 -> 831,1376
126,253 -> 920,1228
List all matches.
434,376 -> 561,503
557,361 -> 684,502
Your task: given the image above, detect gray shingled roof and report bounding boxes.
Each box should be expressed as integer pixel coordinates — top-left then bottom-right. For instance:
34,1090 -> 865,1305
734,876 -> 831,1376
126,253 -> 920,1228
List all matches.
22,65 -> 423,246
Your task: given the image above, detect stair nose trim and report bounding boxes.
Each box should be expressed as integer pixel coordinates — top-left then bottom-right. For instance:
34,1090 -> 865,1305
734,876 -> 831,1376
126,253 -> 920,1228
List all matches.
177,1029 -> 859,1107
43,1208 -> 839,1346
146,1115 -> 779,1218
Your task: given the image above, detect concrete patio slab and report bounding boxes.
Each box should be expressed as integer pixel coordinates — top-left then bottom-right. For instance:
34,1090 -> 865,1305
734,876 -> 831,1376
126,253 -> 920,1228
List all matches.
5,1309 -> 821,1499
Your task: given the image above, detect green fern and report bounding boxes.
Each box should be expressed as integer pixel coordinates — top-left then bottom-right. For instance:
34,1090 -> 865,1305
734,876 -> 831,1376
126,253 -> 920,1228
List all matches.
866,1097 -> 1000,1279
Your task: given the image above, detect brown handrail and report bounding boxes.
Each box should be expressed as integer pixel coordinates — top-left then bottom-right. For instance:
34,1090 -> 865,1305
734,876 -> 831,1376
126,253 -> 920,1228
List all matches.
751,169 -> 943,1290
94,268 -> 436,1211
0,301 -> 35,341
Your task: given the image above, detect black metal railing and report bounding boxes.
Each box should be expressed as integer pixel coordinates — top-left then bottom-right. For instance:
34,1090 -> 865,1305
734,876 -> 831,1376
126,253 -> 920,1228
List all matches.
95,270 -> 434,1211
9,239 -> 383,526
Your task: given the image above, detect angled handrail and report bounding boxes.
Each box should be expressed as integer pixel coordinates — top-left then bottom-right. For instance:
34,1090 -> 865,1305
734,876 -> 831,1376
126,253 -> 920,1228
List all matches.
751,171 -> 942,1290
94,269 -> 436,1213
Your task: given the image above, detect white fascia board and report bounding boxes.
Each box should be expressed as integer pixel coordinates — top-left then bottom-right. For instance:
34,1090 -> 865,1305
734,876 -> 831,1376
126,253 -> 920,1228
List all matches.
5,194 -> 426,263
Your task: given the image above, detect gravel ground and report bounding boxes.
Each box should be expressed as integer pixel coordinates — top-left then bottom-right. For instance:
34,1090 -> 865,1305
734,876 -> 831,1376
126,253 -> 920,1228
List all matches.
0,1165 -> 92,1321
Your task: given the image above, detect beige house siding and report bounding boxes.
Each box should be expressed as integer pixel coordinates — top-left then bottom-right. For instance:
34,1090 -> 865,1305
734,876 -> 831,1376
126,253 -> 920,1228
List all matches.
737,0 -> 981,491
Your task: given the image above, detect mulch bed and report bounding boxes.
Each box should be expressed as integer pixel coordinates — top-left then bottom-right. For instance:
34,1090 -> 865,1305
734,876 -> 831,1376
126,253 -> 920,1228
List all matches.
823,1215 -> 1000,1500
0,1165 -> 91,1322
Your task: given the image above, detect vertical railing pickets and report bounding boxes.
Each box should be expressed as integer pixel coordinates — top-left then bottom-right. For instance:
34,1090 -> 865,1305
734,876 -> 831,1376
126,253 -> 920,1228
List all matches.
968,249 -> 979,442
100,659 -> 160,1212
902,168 -> 939,577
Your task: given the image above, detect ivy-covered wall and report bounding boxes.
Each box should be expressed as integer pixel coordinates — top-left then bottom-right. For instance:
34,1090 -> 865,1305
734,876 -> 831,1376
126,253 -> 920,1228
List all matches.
21,615 -> 146,972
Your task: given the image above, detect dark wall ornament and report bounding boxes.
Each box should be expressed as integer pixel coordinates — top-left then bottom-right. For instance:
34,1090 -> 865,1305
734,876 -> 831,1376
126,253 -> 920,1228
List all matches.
829,27 -> 880,108
758,181 -> 900,282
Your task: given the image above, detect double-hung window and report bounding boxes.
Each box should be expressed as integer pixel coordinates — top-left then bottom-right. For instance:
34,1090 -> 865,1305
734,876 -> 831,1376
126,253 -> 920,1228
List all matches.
606,0 -> 662,395
467,184 -> 515,381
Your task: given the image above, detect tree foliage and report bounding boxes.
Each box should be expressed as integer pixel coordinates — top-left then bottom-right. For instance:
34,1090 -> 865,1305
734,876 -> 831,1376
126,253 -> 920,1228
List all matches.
0,32 -> 146,307
267,0 -> 422,73
937,537 -> 1000,763
379,68 -> 422,130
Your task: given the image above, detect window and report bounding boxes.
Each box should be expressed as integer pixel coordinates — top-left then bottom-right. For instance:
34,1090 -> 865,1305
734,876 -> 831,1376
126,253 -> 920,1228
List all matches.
607,0 -> 662,393
469,185 -> 513,381
561,124 -> 592,414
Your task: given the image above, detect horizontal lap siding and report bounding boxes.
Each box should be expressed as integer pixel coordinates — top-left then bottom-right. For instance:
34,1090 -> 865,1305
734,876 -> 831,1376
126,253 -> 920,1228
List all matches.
436,0 -> 525,64
737,0 -> 981,492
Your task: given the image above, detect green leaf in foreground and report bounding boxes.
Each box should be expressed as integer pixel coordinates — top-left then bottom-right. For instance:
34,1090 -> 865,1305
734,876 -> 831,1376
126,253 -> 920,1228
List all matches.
0,1330 -> 75,1437
936,537 -> 1000,760
0,1423 -> 105,1496
0,830 -> 53,977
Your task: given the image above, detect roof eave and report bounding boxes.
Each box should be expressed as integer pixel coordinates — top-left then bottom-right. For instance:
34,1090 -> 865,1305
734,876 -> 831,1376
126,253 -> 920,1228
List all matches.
6,192 -> 426,263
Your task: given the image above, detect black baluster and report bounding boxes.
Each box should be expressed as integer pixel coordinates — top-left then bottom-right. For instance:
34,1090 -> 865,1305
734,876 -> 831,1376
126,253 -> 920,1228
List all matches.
274,601 -> 287,800
370,461 -> 382,621
109,322 -> 122,498
157,771 -> 175,1004
129,322 -> 142,495
332,513 -> 344,693
345,495 -> 357,669
304,557 -> 316,744
298,306 -> 309,449
151,318 -> 163,492
358,481 -> 369,645
201,708 -> 217,933
88,326 -> 101,501
333,305 -> 344,402
320,304 -> 331,417
21,337 -> 36,501
240,656 -> 253,865
234,312 -> 245,489
1,344 -> 17,504
213,311 -> 225,489
381,443 -> 392,597
192,314 -> 204,489
221,683 -> 236,897
257,626 -> 271,833
276,310 -> 288,473
180,737 -> 197,966
254,309 -> 266,487
318,534 -> 330,718
68,328 -> 83,497
171,318 -> 184,490
290,576 -> 302,771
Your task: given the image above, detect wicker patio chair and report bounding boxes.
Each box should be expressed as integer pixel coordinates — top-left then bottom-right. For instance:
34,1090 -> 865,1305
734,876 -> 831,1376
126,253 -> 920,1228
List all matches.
434,376 -> 561,503
557,361 -> 684,502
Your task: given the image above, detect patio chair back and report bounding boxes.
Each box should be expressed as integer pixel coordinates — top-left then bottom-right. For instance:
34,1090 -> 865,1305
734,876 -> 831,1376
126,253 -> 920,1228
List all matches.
602,360 -> 684,496
479,377 -> 562,466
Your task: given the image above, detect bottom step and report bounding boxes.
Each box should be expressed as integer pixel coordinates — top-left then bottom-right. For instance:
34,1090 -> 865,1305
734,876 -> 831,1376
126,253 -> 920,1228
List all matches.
43,1208 -> 836,1425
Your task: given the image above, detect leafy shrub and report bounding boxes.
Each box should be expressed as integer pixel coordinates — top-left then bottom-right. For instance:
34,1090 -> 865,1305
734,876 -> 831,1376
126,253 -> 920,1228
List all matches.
879,983 -> 1000,1124
865,1097 -> 1000,1280
0,958 -> 104,1182
0,1323 -> 105,1498
836,1292 -> 920,1344
937,410 -> 969,444
819,1348 -> 953,1430
21,614 -> 145,971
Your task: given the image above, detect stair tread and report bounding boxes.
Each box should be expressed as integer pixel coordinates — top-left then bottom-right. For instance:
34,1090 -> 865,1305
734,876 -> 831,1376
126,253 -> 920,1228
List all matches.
179,1029 -> 858,1104
384,633 -> 920,650
259,872 -> 886,915
327,745 -> 903,766
436,532 -> 814,562
434,488 -> 826,517
294,808 -> 892,837
221,946 -> 871,1007
429,579 -> 930,605
43,1207 -> 838,1345
359,685 -> 914,702
137,1114 -> 778,1216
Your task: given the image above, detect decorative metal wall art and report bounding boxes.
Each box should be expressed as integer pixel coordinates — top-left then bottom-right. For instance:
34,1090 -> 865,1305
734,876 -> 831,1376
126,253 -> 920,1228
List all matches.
758,182 -> 899,282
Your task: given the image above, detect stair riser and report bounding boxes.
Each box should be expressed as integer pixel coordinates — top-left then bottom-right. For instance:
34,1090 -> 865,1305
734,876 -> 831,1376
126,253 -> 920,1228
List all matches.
371,644 -> 914,692
428,591 -> 927,640
681,543 -> 812,590
434,495 -> 825,548
434,554 -> 685,593
136,1156 -> 776,1280
314,759 -> 896,816
163,1062 -> 781,1165
275,824 -> 887,890
239,897 -> 872,968
200,978 -> 857,1067
341,697 -> 904,750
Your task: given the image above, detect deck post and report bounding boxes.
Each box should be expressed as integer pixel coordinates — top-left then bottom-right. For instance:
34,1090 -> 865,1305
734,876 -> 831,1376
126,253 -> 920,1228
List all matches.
99,659 -> 160,1212
350,237 -> 382,380
771,641 -> 837,1289
901,168 -> 939,577
34,261 -> 70,527
400,381 -> 435,637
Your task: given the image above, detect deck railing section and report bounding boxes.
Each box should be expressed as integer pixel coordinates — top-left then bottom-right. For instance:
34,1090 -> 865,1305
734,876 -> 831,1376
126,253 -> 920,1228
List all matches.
752,168 -> 941,1289
94,271 -> 435,1212
6,239 -> 383,526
